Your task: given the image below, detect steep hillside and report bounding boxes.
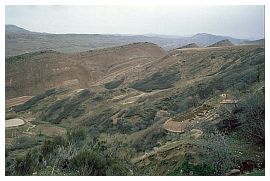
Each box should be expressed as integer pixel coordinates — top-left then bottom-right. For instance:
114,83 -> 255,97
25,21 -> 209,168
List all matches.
5,42 -> 166,99
5,44 -> 265,176
208,39 -> 234,47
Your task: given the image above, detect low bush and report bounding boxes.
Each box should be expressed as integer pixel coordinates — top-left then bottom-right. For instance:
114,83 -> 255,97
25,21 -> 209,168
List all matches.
238,93 -> 265,146
69,150 -> 108,175
105,78 -> 124,89
67,127 -> 86,143
41,136 -> 67,156
10,136 -> 39,151
194,130 -> 233,175
170,155 -> 214,176
14,151 -> 38,175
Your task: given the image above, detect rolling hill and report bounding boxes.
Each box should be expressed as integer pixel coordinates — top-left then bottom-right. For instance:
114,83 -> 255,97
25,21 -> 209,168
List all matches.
178,43 -> 199,49
240,39 -> 265,45
208,39 -> 234,47
5,42 -> 166,99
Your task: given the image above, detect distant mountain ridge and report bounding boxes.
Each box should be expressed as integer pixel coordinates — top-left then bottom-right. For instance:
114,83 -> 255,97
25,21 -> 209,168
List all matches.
190,33 -> 240,46
240,39 -> 265,45
5,24 -> 258,57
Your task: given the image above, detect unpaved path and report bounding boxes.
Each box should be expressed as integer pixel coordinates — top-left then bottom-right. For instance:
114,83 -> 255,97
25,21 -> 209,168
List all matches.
5,118 -> 25,128
6,96 -> 33,109
132,139 -> 187,163
121,89 -> 166,105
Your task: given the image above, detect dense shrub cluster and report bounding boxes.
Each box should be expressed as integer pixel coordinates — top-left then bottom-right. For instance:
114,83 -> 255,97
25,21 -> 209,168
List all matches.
118,106 -> 157,133
104,78 -> 124,89
85,105 -> 157,134
170,155 -> 214,176
6,126 -> 132,176
194,131 -> 233,175
14,88 -> 57,112
67,126 -> 87,143
239,93 -> 265,145
84,108 -> 115,133
40,89 -> 90,124
9,136 -> 39,151
132,128 -> 166,151
130,67 -> 180,91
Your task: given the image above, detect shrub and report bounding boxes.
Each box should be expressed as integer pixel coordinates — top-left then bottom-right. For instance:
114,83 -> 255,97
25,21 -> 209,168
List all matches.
67,127 -> 86,143
239,93 -> 265,145
41,136 -> 67,156
105,78 -> 124,89
194,130 -> 232,175
10,136 -> 38,151
14,151 -> 36,175
84,108 -> 115,133
69,151 -> 108,175
132,128 -> 166,151
169,154 -> 214,176
106,163 -> 130,176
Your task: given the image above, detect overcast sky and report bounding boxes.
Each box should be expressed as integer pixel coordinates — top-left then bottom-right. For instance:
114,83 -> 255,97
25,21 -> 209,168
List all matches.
6,5 -> 265,39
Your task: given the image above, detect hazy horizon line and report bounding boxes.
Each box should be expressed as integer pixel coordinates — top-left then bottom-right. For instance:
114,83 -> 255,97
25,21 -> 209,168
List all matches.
6,24 -> 265,41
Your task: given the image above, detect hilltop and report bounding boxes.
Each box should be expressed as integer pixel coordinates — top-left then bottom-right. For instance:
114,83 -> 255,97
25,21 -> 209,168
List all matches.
208,39 -> 234,47
178,43 -> 199,49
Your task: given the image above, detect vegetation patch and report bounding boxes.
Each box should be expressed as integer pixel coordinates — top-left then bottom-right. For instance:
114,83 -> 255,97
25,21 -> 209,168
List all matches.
5,130 -> 131,176
9,136 -> 39,151
39,89 -> 90,124
130,67 -> 180,91
14,88 -> 57,112
105,78 -> 124,89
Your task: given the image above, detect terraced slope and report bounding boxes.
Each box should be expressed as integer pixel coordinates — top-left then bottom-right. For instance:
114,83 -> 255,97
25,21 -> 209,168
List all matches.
6,42 -> 166,99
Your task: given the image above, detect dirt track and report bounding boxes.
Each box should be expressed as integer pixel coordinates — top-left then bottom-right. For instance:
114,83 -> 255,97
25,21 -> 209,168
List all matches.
5,96 -> 33,109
